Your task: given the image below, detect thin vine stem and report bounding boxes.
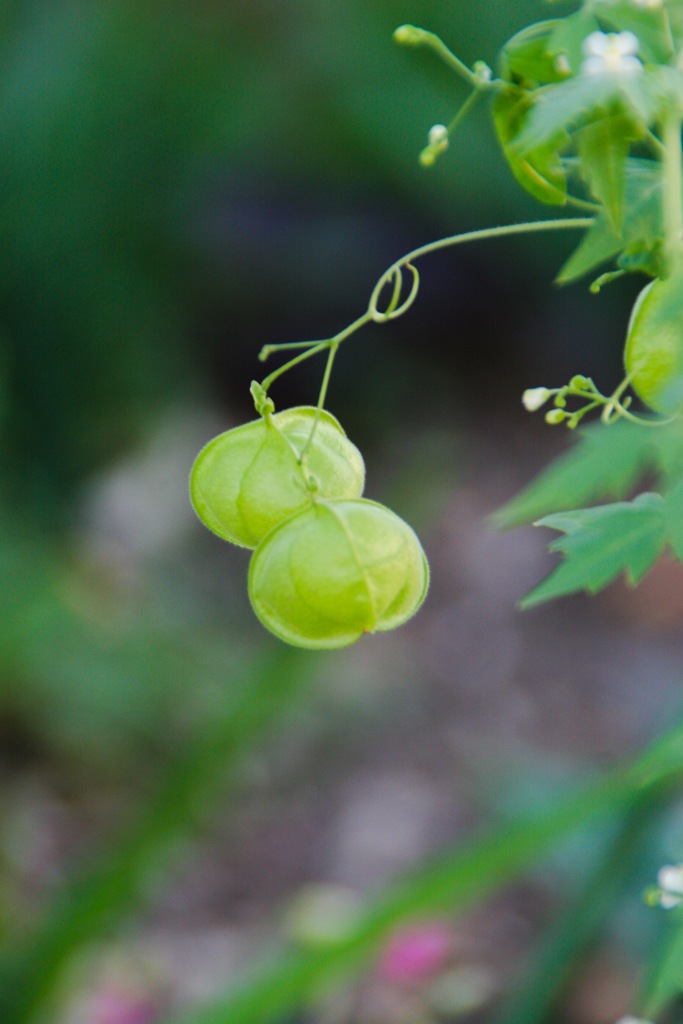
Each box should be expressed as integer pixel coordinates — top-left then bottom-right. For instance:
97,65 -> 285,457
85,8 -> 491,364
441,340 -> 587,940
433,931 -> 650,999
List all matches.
298,343 -> 340,464
406,27 -> 498,90
256,218 -> 594,440
382,218 -> 593,277
446,88 -> 482,136
565,195 -> 601,214
662,109 -> 683,271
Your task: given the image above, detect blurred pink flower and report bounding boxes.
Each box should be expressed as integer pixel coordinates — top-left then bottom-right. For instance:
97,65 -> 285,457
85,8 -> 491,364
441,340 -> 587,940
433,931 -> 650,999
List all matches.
375,923 -> 453,986
91,985 -> 160,1024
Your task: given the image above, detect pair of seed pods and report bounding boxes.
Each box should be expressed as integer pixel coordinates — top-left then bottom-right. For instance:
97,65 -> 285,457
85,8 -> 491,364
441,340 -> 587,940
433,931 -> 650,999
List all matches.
190,407 -> 429,649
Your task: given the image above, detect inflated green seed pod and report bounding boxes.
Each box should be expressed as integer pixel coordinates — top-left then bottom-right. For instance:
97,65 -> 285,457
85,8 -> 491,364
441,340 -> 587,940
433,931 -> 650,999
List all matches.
248,498 -> 429,649
190,407 -> 365,548
624,271 -> 683,414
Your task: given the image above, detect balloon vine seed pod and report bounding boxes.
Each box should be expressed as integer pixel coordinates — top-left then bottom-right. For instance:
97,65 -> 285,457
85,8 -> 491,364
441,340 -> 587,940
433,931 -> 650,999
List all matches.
624,270 -> 683,414
248,498 -> 430,649
189,407 -> 365,548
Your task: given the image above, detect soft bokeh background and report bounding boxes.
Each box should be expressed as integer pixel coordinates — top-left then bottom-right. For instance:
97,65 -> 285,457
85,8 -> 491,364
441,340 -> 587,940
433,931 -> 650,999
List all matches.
3,2 -> 683,1022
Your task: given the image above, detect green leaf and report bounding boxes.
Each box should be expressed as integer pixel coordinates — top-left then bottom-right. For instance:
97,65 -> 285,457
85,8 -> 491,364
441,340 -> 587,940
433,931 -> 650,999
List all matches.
493,419 -> 683,529
515,76 -> 614,154
586,0 -> 675,63
576,117 -> 631,230
520,493 -> 667,608
663,480 -> 683,559
499,20 -> 566,86
547,10 -> 601,76
555,213 -> 623,284
557,157 -> 662,283
516,73 -> 658,157
492,88 -> 567,205
617,244 -> 663,279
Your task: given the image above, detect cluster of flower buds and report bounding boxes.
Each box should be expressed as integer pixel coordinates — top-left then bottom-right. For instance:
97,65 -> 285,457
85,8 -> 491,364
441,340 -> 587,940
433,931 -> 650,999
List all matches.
521,375 -> 618,428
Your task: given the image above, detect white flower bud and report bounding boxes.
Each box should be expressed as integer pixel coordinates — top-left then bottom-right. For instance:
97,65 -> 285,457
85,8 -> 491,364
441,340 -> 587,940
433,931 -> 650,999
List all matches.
522,387 -> 551,411
428,124 -> 449,148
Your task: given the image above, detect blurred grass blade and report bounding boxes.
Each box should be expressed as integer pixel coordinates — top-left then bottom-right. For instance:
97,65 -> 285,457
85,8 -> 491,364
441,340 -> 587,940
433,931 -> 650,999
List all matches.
494,790 -> 671,1024
0,649 -> 314,1024
640,912 -> 683,1019
163,719 -> 683,1024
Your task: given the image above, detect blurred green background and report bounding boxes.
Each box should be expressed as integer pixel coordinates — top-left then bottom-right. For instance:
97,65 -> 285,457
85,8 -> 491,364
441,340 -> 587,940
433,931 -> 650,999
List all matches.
2,2 -> 681,1023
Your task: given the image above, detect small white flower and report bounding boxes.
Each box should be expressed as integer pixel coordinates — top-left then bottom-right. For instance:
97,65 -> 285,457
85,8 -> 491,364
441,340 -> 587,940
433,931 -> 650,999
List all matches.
428,124 -> 449,148
522,387 -> 551,412
614,1017 -> 654,1024
657,864 -> 683,907
581,31 -> 642,76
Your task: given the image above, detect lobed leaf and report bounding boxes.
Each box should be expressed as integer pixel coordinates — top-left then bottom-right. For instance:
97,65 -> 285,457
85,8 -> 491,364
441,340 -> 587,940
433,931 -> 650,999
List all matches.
557,157 -> 663,283
514,75 -> 620,156
520,493 -> 667,608
555,213 -> 623,284
576,117 -> 631,231
493,420 -> 683,529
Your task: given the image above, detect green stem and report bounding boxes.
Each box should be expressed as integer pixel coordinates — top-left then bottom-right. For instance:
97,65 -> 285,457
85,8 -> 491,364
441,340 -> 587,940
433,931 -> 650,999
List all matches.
662,110 -> 683,273
564,195 -> 601,214
299,343 -> 340,463
411,28 -> 492,89
259,340 -> 324,359
260,219 -> 593,400
316,343 -> 338,416
446,87 -> 481,135
382,218 -> 593,281
259,313 -> 371,394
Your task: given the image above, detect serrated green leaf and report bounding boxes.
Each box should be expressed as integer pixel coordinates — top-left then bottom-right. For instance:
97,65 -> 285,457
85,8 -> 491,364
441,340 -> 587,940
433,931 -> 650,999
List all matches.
520,493 -> 666,608
493,421 -> 664,528
515,75 -> 618,155
516,70 -> 661,158
576,117 -> 631,230
492,88 -> 567,205
556,213 -> 623,284
557,157 -> 662,283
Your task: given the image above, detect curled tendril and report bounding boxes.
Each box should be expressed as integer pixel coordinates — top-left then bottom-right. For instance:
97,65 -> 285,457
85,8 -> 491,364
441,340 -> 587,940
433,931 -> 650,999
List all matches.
368,263 -> 420,322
